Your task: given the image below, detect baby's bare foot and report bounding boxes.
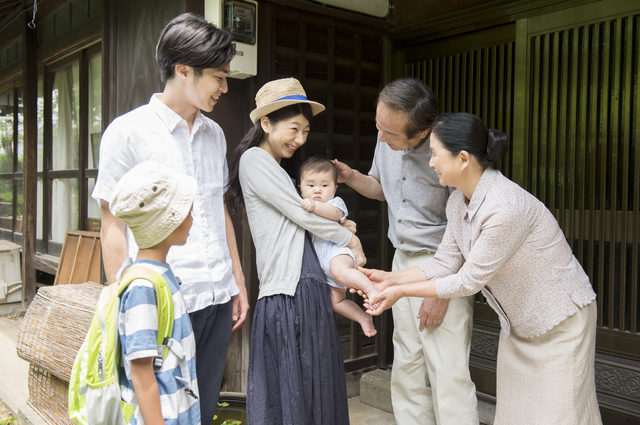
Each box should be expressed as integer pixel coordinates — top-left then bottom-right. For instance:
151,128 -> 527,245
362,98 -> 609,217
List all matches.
366,286 -> 381,299
359,314 -> 377,337
366,286 -> 382,310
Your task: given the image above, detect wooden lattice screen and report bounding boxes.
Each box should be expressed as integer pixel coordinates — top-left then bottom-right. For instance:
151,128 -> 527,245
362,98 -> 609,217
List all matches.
527,15 -> 640,340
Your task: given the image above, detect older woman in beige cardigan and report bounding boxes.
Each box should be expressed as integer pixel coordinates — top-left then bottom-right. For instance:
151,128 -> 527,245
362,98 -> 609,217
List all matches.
364,113 -> 602,425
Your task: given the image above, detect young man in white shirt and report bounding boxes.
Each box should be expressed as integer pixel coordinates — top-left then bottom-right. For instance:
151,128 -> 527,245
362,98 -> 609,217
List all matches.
92,13 -> 248,425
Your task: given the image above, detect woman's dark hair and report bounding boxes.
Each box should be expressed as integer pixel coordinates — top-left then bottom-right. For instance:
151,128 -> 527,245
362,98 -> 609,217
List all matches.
430,113 -> 510,169
377,78 -> 440,139
156,13 -> 236,82
226,103 -> 314,214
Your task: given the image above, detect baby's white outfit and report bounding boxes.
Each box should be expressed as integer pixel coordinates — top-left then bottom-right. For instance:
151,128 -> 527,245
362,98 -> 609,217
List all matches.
311,197 -> 355,290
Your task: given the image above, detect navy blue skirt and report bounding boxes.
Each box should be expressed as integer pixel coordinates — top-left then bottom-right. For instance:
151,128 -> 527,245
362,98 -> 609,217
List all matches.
247,232 -> 350,425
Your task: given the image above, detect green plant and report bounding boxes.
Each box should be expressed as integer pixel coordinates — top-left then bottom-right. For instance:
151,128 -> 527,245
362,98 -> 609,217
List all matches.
0,151 -> 12,173
213,401 -> 243,425
0,416 -> 16,424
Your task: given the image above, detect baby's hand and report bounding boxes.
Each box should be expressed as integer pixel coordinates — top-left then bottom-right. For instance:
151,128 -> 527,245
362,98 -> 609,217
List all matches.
301,198 -> 316,212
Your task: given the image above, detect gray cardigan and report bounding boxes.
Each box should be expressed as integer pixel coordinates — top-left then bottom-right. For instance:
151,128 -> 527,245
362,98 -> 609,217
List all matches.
239,147 -> 353,298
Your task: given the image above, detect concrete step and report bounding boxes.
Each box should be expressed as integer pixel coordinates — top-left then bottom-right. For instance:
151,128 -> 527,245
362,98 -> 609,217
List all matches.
359,368 -> 496,425
360,369 -> 393,413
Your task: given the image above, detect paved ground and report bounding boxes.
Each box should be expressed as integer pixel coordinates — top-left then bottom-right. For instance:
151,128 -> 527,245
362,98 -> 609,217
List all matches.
0,315 -> 395,425
349,397 -> 396,424
0,316 -> 46,425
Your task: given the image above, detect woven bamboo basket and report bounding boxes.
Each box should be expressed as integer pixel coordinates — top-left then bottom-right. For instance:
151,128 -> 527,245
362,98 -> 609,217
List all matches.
27,364 -> 75,425
17,282 -> 103,382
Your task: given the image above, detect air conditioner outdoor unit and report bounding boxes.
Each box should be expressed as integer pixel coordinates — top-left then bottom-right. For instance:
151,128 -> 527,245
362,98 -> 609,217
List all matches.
0,241 -> 21,304
205,0 -> 258,79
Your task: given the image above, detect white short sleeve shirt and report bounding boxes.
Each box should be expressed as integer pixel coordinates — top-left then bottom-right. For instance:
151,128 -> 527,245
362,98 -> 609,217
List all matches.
92,94 -> 238,312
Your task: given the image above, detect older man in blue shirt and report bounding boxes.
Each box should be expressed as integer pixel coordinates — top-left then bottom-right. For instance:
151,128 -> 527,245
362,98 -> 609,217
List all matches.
334,78 -> 478,425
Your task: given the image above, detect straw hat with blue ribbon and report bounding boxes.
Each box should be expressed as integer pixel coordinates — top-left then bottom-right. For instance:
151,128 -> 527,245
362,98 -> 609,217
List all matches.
250,77 -> 325,124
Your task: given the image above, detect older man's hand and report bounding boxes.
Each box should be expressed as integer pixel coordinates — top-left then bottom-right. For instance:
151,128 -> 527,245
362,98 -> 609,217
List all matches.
417,298 -> 449,331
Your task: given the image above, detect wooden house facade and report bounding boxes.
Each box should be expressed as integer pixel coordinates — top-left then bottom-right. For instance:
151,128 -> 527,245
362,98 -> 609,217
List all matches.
0,0 -> 639,422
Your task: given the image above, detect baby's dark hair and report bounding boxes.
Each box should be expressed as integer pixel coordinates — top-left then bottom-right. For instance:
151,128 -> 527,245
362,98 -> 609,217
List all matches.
299,157 -> 338,184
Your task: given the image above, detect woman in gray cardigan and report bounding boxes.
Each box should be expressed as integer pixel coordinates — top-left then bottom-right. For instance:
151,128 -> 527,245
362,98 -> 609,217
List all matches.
226,78 -> 365,424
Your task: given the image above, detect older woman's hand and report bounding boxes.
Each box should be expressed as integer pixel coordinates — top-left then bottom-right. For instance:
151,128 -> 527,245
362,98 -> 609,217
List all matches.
359,267 -> 394,292
365,286 -> 401,315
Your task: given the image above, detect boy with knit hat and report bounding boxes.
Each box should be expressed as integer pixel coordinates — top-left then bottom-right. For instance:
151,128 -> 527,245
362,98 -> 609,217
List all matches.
109,160 -> 200,425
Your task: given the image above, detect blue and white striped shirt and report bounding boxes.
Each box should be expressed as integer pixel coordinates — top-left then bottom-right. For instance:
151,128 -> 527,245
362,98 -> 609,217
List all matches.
118,260 -> 200,425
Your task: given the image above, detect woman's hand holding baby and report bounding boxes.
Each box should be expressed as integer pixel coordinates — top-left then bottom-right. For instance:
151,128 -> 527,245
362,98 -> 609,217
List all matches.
339,218 -> 357,234
347,235 -> 367,268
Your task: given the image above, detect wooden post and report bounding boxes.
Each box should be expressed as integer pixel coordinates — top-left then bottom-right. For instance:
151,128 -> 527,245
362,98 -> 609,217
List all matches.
22,12 -> 38,305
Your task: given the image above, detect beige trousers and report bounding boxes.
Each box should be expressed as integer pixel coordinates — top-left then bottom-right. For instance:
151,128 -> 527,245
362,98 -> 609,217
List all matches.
390,249 -> 479,425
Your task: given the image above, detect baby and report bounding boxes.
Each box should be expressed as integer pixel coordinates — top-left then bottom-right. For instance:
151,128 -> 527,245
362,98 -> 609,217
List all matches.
300,157 -> 379,337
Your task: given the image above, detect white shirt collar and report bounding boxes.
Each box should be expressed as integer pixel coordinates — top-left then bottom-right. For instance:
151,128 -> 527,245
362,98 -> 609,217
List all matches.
149,94 -> 205,136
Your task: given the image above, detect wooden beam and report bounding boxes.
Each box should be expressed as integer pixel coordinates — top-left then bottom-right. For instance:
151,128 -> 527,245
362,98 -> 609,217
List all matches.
33,253 -> 59,275
21,8 -> 38,305
386,0 -> 601,47
102,0 -> 116,128
266,0 -> 389,30
35,14 -> 101,65
79,49 -> 88,230
43,69 -> 51,253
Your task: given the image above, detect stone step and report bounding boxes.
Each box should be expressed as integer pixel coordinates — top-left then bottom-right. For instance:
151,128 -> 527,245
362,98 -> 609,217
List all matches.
359,368 -> 496,425
360,369 -> 393,414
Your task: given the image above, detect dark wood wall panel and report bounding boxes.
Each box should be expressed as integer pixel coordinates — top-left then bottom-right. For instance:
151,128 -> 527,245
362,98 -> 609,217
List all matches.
115,0 -> 182,116
390,0 -> 488,27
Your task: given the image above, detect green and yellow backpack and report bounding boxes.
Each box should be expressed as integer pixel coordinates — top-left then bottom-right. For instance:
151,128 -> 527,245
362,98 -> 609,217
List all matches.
68,266 -> 174,425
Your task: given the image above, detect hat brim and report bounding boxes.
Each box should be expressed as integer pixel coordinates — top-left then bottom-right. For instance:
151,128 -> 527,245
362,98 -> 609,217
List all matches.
250,99 -> 325,124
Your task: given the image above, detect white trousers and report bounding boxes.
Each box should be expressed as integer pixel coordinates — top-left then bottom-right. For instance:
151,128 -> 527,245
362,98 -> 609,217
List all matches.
390,249 -> 479,425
